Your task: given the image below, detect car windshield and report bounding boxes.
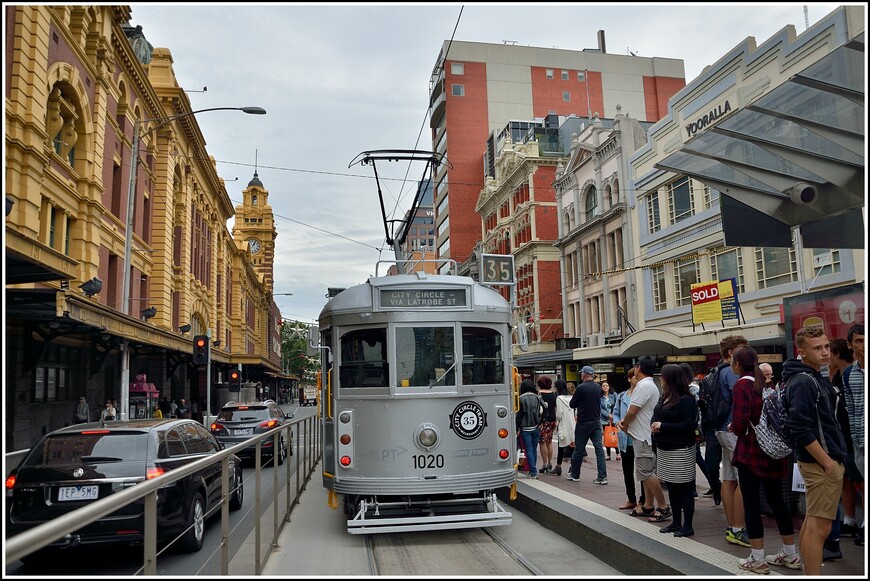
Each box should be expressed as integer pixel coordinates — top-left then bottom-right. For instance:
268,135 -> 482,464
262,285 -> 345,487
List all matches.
217,406 -> 269,421
24,432 -> 149,466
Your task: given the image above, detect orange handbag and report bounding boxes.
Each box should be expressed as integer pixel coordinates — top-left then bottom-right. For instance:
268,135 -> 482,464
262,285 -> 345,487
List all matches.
603,423 -> 619,448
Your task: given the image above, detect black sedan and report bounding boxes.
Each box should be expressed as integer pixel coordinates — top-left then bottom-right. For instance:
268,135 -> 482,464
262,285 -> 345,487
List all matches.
209,400 -> 294,464
5,418 -> 243,558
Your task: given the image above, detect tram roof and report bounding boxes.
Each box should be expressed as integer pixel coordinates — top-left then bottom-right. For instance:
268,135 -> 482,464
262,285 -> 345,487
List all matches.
318,273 -> 511,320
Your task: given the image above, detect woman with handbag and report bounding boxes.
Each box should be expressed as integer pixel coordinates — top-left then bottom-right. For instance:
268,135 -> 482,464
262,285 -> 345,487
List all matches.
651,364 -> 698,537
729,345 -> 801,573
600,381 -> 618,460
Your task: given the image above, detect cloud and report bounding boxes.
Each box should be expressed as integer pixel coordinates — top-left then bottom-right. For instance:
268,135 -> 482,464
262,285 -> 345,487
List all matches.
129,3 -> 836,322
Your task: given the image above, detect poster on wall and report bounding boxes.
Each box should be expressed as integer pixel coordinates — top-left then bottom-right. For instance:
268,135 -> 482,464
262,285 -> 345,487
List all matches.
783,283 -> 864,357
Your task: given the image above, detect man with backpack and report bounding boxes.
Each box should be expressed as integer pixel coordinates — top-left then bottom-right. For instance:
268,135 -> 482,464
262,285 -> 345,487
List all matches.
517,378 -> 544,479
783,325 -> 848,575
707,334 -> 750,548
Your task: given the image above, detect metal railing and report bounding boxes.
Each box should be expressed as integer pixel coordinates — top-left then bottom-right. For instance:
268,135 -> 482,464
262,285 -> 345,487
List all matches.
5,415 -> 321,575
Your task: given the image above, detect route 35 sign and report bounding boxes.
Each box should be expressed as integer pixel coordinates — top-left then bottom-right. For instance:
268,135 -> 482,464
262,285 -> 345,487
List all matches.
480,254 -> 515,286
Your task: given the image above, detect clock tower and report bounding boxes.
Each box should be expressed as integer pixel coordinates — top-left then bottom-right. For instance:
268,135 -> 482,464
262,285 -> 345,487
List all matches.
233,171 -> 277,290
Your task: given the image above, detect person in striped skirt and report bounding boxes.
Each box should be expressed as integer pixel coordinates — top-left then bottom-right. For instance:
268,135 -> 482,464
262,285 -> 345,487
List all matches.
651,363 -> 699,537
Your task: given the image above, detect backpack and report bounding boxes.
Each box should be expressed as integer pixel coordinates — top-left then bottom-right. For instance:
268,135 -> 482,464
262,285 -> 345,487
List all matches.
699,363 -> 729,430
752,386 -> 793,459
518,393 -> 544,429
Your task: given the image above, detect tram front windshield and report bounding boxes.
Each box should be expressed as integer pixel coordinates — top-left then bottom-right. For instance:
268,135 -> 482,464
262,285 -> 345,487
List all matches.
338,325 -> 504,389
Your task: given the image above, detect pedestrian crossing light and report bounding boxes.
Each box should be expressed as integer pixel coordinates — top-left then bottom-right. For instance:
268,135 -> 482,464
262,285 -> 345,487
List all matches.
228,369 -> 241,392
193,335 -> 210,366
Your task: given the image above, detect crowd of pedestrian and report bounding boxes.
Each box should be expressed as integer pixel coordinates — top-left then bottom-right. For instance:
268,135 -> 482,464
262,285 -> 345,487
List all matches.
515,322 -> 865,575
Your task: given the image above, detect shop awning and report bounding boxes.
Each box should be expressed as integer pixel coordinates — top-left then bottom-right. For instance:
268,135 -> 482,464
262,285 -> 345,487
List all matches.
656,32 -> 864,249
513,349 -> 576,367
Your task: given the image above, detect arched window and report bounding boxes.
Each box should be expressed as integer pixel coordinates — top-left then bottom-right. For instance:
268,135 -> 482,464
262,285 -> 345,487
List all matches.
584,186 -> 598,221
46,84 -> 81,167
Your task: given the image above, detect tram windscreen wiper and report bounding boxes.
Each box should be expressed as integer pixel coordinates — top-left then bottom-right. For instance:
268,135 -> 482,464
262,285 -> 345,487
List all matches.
430,361 -> 458,388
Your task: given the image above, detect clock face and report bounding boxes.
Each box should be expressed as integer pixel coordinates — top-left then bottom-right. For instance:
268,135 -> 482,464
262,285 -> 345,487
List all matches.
248,238 -> 261,254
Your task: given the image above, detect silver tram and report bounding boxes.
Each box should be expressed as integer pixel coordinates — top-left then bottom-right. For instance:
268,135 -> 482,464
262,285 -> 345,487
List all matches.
314,264 -> 519,534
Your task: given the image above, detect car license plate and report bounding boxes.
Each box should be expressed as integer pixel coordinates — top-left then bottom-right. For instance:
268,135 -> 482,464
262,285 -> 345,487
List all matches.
234,429 -> 250,435
58,485 -> 99,501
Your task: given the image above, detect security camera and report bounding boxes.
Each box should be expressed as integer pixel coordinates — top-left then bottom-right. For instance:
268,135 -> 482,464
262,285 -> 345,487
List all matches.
788,182 -> 819,205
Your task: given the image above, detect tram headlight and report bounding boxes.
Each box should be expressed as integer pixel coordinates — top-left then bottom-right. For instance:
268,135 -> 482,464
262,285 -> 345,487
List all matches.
499,449 -> 510,460
339,412 -> 351,424
418,427 -> 438,447
340,434 -> 351,445
340,456 -> 352,467
498,428 -> 509,438
496,407 -> 508,418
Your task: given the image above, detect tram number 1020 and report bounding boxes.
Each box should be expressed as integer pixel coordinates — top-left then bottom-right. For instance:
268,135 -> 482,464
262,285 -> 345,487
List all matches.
412,454 -> 445,469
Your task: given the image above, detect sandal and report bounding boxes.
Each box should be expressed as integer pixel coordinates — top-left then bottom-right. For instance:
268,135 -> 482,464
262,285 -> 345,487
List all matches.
629,505 -> 655,517
648,506 -> 672,523
618,501 -> 637,510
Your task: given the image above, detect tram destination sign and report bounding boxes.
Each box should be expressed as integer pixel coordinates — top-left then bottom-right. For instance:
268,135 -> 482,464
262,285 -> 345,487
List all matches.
380,289 -> 467,308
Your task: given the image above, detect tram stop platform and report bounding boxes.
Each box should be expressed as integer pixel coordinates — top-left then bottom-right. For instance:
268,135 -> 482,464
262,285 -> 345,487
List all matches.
502,446 -> 865,577
262,444 -> 865,576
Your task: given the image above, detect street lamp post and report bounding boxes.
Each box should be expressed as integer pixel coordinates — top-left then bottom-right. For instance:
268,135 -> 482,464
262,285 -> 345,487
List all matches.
119,106 -> 266,421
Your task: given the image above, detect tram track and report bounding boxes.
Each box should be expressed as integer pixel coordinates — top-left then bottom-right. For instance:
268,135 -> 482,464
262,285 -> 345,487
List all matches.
364,527 -> 540,576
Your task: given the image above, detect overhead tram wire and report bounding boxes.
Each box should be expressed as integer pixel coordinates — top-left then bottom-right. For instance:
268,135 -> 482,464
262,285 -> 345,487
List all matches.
379,5 -> 465,254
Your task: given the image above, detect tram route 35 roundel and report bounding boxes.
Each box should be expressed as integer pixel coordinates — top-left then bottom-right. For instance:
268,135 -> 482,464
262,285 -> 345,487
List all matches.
449,401 -> 487,440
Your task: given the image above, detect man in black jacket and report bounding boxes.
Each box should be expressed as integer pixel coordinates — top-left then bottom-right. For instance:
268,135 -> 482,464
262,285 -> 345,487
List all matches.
783,325 -> 847,575
566,366 -> 608,485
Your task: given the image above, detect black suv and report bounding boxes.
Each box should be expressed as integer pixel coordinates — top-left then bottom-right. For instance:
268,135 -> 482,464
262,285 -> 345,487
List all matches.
209,400 -> 294,464
5,418 -> 243,557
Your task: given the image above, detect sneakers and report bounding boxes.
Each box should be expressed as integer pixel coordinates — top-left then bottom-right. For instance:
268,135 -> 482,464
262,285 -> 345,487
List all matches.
822,540 -> 843,561
726,528 -> 751,548
765,551 -> 802,570
593,477 -> 608,485
841,522 -> 860,537
737,555 -> 770,575
528,473 -> 538,479
565,474 -> 580,482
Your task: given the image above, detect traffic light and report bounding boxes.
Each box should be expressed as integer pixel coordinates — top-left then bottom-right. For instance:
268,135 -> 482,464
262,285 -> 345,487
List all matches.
228,369 -> 241,392
193,335 -> 210,366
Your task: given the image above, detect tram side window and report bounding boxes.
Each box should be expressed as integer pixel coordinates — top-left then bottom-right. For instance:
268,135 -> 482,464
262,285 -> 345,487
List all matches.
461,327 -> 504,385
396,326 -> 456,387
339,328 -> 388,388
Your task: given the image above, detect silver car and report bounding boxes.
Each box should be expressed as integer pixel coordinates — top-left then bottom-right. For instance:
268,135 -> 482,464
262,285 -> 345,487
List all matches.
209,401 -> 294,464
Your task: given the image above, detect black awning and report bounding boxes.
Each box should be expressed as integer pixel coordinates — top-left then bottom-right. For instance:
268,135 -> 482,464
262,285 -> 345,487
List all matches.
513,349 -> 576,367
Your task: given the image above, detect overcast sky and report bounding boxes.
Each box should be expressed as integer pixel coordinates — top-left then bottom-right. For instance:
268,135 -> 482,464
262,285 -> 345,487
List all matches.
128,2 -> 844,324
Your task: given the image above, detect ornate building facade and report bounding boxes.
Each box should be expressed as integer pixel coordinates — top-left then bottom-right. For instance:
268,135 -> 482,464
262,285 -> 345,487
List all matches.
4,5 -> 281,450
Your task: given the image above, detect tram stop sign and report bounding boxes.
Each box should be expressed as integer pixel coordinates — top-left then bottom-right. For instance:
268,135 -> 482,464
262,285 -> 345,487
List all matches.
480,254 -> 515,286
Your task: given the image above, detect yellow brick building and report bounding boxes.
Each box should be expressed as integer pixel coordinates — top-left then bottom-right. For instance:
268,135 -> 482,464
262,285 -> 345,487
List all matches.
4,5 -> 283,450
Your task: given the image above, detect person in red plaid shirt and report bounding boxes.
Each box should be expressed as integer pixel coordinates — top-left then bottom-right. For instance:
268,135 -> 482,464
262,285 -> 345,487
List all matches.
730,345 -> 801,574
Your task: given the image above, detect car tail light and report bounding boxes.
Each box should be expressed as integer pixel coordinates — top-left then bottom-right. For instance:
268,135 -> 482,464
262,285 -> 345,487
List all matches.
146,466 -> 166,480
81,430 -> 111,435
5,474 -> 16,489
210,423 -> 226,433
259,419 -> 278,429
